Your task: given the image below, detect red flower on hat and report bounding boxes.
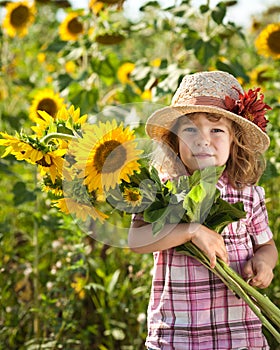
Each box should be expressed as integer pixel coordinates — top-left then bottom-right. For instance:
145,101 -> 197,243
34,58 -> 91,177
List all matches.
225,87 -> 271,132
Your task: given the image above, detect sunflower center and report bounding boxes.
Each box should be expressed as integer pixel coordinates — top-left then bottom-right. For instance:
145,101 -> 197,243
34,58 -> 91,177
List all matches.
267,30 -> 280,54
10,5 -> 30,28
37,98 -> 58,118
94,140 -> 127,174
125,189 -> 141,202
68,18 -> 83,35
36,157 -> 51,167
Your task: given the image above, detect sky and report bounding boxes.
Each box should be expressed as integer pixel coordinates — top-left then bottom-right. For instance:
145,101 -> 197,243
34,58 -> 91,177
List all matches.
70,0 -> 277,27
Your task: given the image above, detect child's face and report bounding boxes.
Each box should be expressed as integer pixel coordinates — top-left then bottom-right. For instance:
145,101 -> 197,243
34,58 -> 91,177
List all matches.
177,113 -> 232,174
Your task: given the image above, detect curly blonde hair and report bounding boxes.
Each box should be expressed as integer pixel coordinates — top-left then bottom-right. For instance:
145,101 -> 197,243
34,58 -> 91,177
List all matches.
150,113 -> 266,189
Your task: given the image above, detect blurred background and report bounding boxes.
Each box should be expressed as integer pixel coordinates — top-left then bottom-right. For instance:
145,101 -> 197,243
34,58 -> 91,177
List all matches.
0,0 -> 280,349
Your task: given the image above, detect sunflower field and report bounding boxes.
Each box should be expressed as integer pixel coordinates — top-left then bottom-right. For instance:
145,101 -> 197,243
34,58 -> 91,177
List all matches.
0,0 -> 280,349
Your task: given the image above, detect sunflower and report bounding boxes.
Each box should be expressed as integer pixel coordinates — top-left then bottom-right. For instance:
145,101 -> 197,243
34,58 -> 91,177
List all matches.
53,167 -> 108,222
95,33 -> 125,45
0,132 -> 36,160
0,132 -> 66,183
117,62 -> 135,84
123,187 -> 143,207
31,110 -> 57,138
41,175 -> 63,196
2,1 -> 36,38
249,65 -> 271,86
54,197 -> 108,222
65,61 -> 76,74
89,0 -> 104,14
255,23 -> 280,59
37,52 -> 46,63
71,275 -> 87,299
31,105 -> 88,138
250,18 -> 261,33
56,105 -> 88,125
37,149 -> 66,184
0,82 -> 8,101
29,89 -> 66,121
141,89 -> 152,101
150,58 -> 161,67
59,12 -> 84,41
89,0 -> 124,13
70,120 -> 142,192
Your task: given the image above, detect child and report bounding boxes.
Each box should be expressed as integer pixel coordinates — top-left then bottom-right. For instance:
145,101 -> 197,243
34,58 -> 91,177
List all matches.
128,71 -> 278,349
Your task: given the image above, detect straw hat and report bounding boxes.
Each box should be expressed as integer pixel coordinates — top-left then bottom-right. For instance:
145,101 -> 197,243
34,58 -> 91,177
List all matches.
146,71 -> 270,153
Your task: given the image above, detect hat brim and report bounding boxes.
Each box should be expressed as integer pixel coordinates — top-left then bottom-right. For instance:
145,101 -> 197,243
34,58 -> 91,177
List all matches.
145,105 -> 270,153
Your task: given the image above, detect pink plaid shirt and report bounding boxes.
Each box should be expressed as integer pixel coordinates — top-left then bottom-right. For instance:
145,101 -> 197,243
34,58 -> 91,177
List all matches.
141,176 -> 273,349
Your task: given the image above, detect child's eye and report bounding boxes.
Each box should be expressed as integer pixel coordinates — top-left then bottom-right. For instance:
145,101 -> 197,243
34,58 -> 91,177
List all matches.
182,127 -> 197,133
212,128 -> 224,133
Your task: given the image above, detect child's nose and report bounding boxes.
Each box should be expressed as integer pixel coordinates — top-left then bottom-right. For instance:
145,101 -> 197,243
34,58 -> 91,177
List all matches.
195,132 -> 210,147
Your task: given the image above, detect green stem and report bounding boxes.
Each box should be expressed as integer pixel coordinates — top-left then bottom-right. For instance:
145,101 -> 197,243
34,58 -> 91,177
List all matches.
205,0 -> 211,37
214,261 -> 280,342
177,242 -> 280,343
52,320 -> 66,350
218,260 -> 280,326
40,132 -> 77,144
33,168 -> 40,339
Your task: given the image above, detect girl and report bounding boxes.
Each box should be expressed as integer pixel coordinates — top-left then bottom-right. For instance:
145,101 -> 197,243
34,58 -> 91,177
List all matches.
128,71 -> 278,349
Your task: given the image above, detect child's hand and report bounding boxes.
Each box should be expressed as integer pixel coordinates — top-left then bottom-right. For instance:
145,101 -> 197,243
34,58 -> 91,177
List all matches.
190,224 -> 229,269
243,257 -> 274,289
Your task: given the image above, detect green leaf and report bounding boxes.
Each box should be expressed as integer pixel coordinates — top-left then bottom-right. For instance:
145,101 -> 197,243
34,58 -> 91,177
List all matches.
151,220 -> 165,236
183,180 -> 217,223
211,2 -> 226,24
182,187 -> 202,222
143,201 -> 167,223
68,83 -> 99,113
165,179 -> 178,195
200,5 -> 209,13
107,270 -> 121,294
150,166 -> 163,190
167,203 -> 186,224
195,39 -> 220,66
183,30 -> 201,51
176,175 -> 190,193
144,201 -> 185,235
46,39 -> 67,52
259,160 -> 278,183
57,73 -> 74,91
12,182 -> 36,206
187,183 -> 206,203
199,166 -> 225,184
224,1 -> 238,7
139,1 -> 160,11
205,198 -> 246,233
169,192 -> 185,204
179,167 -> 225,223
216,59 -> 249,83
0,160 -> 15,176
90,53 -> 119,85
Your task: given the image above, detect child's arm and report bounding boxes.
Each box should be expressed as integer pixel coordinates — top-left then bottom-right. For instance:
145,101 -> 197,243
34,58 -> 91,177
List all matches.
243,239 -> 278,289
128,220 -> 229,268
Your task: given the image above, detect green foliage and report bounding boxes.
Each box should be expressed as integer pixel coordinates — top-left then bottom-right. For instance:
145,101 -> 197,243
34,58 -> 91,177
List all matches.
0,0 -> 280,348
143,166 -> 246,236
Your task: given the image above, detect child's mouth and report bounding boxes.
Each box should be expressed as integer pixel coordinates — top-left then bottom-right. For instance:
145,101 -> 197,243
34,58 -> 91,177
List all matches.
193,153 -> 213,158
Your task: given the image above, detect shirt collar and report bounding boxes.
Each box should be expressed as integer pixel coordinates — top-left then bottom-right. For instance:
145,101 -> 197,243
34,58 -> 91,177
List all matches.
216,172 -> 228,190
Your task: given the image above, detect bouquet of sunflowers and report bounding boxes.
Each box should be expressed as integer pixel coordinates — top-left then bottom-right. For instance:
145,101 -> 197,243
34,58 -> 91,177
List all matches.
1,105 -> 280,342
